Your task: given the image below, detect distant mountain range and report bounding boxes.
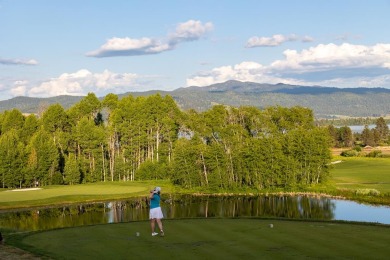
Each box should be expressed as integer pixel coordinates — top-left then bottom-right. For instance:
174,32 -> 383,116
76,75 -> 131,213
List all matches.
1,80 -> 390,118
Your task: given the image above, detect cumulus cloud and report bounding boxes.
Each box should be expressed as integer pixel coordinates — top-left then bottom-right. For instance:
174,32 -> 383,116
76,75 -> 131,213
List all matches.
10,85 -> 26,96
270,43 -> 390,73
87,20 -> 213,57
187,62 -> 269,87
187,43 -> 390,88
0,58 -> 38,65
246,34 -> 313,48
25,69 -> 150,97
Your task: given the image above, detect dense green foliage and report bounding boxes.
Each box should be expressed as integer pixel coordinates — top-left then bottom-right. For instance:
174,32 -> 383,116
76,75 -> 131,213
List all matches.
0,93 -> 332,190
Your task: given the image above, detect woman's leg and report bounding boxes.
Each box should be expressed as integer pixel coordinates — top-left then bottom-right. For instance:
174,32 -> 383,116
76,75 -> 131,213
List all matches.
150,219 -> 156,233
156,219 -> 164,235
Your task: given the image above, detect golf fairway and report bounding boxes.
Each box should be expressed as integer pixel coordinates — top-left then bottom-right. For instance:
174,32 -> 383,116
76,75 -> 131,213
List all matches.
19,218 -> 390,259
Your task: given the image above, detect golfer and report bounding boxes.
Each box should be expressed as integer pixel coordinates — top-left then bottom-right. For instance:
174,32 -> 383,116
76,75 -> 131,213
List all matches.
149,186 -> 164,236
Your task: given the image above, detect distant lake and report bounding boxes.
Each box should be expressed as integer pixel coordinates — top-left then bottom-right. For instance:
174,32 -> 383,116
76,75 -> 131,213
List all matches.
346,124 -> 390,133
0,195 -> 389,232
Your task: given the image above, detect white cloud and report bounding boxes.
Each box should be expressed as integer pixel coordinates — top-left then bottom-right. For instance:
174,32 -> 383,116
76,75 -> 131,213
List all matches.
246,34 -> 301,48
187,43 -> 390,88
169,20 -> 213,43
10,85 -> 26,96
187,62 -> 269,87
26,69 -> 147,97
14,80 -> 29,85
270,43 -> 390,73
86,37 -> 171,57
87,20 -> 213,57
0,58 -> 38,65
302,35 -> 314,42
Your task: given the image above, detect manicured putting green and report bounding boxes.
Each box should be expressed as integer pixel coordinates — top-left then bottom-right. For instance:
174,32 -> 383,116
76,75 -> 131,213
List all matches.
21,218 -> 390,259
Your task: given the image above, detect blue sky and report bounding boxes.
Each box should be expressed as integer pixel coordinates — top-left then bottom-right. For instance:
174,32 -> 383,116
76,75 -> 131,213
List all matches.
1,0 -> 390,100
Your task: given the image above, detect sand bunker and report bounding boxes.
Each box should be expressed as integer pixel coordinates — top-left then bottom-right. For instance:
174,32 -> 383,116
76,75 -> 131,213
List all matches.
10,188 -> 42,192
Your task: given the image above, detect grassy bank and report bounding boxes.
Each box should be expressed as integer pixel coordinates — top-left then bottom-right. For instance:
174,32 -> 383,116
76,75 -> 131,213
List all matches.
0,180 -> 175,210
10,218 -> 390,259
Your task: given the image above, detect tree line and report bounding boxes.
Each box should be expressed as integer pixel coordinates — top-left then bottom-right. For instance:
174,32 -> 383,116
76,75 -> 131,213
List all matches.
316,117 -> 390,127
0,93 -> 332,190
327,117 -> 390,148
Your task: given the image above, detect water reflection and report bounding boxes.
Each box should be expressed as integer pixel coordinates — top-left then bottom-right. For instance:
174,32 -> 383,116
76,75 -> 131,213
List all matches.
0,195 -> 388,232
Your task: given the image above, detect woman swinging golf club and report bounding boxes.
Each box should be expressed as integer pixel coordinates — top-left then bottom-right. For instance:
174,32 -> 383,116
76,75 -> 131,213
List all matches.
149,186 -> 164,236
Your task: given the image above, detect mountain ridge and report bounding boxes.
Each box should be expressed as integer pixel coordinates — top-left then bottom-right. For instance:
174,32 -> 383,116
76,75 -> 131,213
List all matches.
1,80 -> 390,118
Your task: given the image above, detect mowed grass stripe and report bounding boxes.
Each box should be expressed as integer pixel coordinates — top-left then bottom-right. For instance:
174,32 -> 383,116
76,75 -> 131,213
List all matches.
164,219 -> 234,259
19,219 -> 390,259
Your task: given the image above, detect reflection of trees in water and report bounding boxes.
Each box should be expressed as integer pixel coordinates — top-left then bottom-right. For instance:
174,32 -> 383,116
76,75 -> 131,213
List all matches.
0,195 -> 335,231
0,199 -> 149,231
166,195 -> 335,220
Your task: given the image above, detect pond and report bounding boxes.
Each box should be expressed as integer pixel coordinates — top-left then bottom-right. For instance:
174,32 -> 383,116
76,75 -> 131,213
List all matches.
0,195 -> 389,231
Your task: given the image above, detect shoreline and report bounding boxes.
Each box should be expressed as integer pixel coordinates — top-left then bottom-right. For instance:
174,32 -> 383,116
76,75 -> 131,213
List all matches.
3,190 -> 387,212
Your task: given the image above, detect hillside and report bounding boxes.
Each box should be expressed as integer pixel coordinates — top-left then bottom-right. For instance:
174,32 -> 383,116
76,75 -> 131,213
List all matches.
1,80 -> 390,118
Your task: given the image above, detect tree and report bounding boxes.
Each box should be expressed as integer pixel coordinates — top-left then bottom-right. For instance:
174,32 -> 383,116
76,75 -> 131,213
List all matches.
0,129 -> 25,188
67,93 -> 101,123
338,126 -> 353,147
73,117 -> 106,182
42,104 -> 70,133
375,117 -> 389,144
171,138 -> 203,188
361,125 -> 375,146
19,114 -> 40,145
327,125 -> 337,147
64,153 -> 80,185
102,93 -> 119,112
26,128 -> 59,186
285,127 -> 331,185
1,109 -> 25,134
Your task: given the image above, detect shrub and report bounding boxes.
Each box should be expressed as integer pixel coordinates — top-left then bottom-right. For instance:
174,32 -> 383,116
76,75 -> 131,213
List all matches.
366,150 -> 382,158
340,149 -> 358,157
135,161 -> 168,180
355,189 -> 380,196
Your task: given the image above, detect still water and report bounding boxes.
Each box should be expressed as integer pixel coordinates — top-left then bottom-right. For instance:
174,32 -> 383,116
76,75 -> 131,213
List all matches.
348,124 -> 390,133
0,195 -> 389,231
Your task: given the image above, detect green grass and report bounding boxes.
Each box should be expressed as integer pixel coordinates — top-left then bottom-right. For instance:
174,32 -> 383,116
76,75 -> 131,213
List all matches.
14,218 -> 390,259
0,180 -> 174,210
330,157 -> 390,193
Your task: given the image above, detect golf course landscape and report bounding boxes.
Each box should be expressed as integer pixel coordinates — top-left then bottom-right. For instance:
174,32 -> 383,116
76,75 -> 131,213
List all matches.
1,157 -> 390,259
